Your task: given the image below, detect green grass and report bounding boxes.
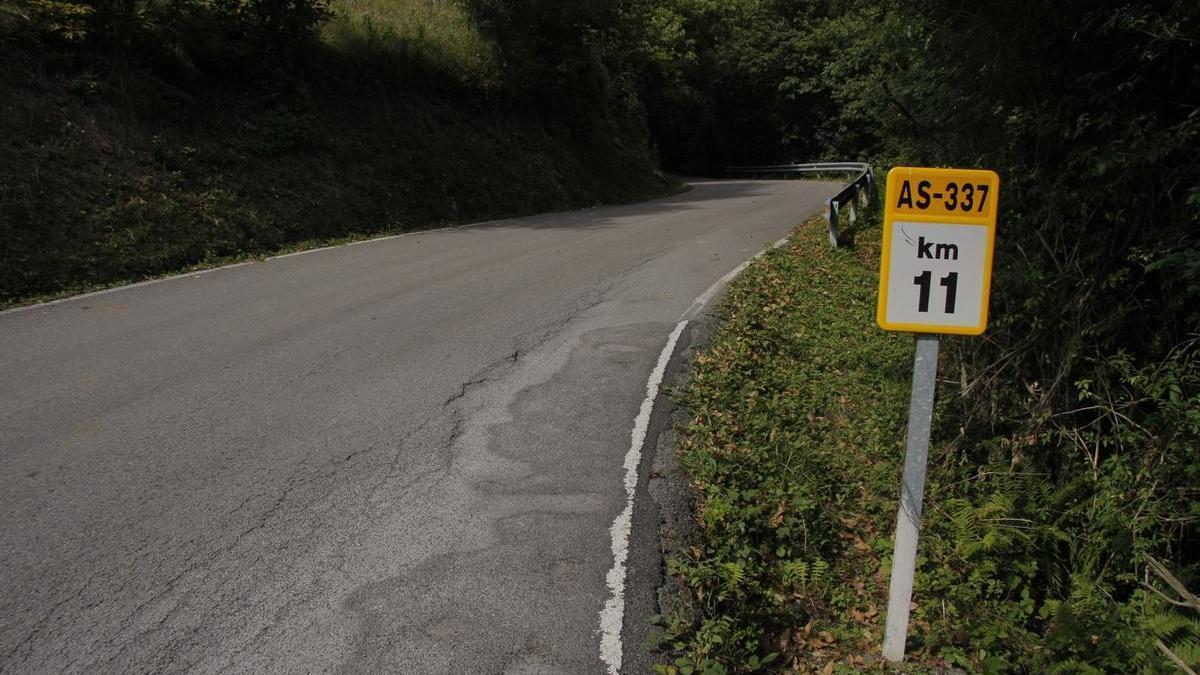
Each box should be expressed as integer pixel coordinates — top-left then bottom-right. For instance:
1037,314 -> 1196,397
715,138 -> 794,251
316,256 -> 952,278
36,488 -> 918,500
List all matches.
658,209 -> 1197,673
658,213 -> 917,673
322,0 -> 497,85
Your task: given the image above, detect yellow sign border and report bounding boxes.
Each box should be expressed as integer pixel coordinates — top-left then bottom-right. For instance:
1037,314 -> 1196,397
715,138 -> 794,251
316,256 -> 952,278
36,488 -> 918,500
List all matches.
877,166 -> 1000,336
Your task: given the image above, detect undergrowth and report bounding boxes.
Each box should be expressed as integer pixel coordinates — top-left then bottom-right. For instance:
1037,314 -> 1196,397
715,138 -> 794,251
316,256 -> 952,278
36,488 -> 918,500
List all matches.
0,0 -> 669,306
661,210 -> 1199,673
321,0 -> 498,87
659,213 -> 914,673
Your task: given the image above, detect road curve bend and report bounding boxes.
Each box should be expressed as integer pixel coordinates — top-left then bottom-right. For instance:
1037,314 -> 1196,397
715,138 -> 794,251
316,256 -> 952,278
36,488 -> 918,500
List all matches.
0,179 -> 838,673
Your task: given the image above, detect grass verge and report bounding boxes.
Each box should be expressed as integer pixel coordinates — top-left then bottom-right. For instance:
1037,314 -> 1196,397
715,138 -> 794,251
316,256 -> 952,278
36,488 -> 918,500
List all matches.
656,206 -> 1200,674
655,213 -> 917,673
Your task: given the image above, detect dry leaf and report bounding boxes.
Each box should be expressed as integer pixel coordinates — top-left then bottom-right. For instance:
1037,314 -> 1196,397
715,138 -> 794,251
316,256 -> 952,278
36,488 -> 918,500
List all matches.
770,502 -> 787,528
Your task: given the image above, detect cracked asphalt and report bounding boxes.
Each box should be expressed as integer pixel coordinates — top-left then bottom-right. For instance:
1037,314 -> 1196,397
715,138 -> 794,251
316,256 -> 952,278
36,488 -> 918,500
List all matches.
0,179 -> 838,673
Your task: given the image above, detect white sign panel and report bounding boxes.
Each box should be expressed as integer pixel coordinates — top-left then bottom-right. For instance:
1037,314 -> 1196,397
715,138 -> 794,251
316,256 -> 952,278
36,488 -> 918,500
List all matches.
882,221 -> 988,329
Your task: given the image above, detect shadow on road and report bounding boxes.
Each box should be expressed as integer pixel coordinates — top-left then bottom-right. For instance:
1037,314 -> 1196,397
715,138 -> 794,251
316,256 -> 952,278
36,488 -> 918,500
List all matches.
452,179 -> 826,233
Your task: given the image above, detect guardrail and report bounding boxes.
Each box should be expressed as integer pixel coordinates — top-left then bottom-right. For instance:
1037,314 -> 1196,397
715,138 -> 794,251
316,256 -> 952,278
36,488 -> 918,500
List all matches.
726,162 -> 874,247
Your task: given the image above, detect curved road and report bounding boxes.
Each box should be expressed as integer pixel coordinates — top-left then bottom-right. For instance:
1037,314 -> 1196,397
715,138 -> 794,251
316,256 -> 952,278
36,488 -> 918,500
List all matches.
1,180 -> 837,673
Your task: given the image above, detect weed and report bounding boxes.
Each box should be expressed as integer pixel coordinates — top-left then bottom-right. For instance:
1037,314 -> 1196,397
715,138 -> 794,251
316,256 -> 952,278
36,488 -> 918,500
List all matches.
664,198 -> 1198,671
662,211 -> 913,672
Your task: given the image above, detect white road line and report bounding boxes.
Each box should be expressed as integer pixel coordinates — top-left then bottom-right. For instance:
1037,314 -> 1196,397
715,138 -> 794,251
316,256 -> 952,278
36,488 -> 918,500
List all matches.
263,227 -> 452,261
0,262 -> 257,316
598,233 -> 792,674
681,236 -> 791,321
2,219 -> 513,316
599,320 -> 686,675
2,184 -> 704,316
2,187 -> 699,316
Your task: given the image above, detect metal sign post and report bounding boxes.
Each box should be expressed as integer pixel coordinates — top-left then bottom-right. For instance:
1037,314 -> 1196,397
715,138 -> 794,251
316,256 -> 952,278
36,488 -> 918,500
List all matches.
882,333 -> 939,661
876,166 -> 999,663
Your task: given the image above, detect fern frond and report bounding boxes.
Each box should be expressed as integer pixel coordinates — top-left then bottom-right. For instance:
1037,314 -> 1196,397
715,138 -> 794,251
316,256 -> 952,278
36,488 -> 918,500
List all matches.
1044,657 -> 1106,674
719,562 -> 745,591
781,560 -> 808,586
1147,610 -> 1195,640
810,558 -> 829,586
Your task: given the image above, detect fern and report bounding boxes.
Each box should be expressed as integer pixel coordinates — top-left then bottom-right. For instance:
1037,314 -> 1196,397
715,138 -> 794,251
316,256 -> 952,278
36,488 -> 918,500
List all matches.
1147,609 -> 1200,671
1141,555 -> 1200,672
1044,658 -> 1106,674
717,562 -> 745,599
810,558 -> 829,586
1146,610 -> 1200,643
1171,638 -> 1200,666
780,560 -> 809,586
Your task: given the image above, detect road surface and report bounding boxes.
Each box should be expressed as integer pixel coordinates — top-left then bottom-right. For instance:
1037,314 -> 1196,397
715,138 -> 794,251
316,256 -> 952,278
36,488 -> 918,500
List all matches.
1,180 -> 837,673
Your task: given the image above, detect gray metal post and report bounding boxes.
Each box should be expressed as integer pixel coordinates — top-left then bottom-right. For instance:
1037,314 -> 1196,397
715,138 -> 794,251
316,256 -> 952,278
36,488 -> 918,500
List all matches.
882,334 -> 940,662
827,201 -> 840,248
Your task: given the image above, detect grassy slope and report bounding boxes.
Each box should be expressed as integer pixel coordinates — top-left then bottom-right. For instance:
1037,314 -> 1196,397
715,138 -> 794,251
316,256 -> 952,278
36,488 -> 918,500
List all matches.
0,0 -> 671,306
659,211 -> 1122,673
661,209 -> 1193,673
659,214 -> 917,673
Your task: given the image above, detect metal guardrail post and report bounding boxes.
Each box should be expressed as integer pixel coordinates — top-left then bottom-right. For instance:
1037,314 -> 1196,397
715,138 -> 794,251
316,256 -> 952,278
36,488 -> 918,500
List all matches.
828,201 -> 841,247
726,162 -> 874,248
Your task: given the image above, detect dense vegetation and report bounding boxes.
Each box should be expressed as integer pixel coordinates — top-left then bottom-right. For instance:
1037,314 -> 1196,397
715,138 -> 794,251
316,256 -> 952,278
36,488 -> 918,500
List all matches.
0,0 -> 668,305
653,0 -> 1200,672
665,216 -> 916,672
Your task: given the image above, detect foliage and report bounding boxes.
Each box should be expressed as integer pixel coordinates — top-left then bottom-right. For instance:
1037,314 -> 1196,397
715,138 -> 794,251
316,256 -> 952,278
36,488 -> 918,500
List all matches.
629,0 -> 833,173
1133,556 -> 1200,672
660,2 -> 1200,671
1,1 -> 94,43
458,0 -> 656,145
898,2 -> 1200,668
668,213 -> 1197,674
321,0 -> 497,86
666,216 -> 914,671
0,0 -> 668,304
1,0 -> 330,56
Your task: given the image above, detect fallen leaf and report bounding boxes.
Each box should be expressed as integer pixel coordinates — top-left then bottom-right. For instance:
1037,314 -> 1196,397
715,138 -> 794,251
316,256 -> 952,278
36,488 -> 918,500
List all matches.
770,502 -> 786,528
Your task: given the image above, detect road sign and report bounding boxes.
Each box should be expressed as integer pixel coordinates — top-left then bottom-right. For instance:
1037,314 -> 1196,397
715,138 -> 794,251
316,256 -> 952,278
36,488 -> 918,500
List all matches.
877,167 -> 999,335
877,166 -> 999,664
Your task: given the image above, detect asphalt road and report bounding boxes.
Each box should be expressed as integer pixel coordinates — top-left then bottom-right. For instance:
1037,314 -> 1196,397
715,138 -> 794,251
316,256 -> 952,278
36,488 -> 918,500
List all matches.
1,179 -> 838,673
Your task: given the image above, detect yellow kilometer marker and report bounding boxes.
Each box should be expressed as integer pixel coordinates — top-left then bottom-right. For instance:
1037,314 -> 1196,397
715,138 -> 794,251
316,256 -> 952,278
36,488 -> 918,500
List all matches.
877,166 -> 999,664
877,166 -> 1000,335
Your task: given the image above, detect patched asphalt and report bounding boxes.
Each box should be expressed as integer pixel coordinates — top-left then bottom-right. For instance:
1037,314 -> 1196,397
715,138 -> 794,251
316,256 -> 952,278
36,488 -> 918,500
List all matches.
0,180 -> 836,672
